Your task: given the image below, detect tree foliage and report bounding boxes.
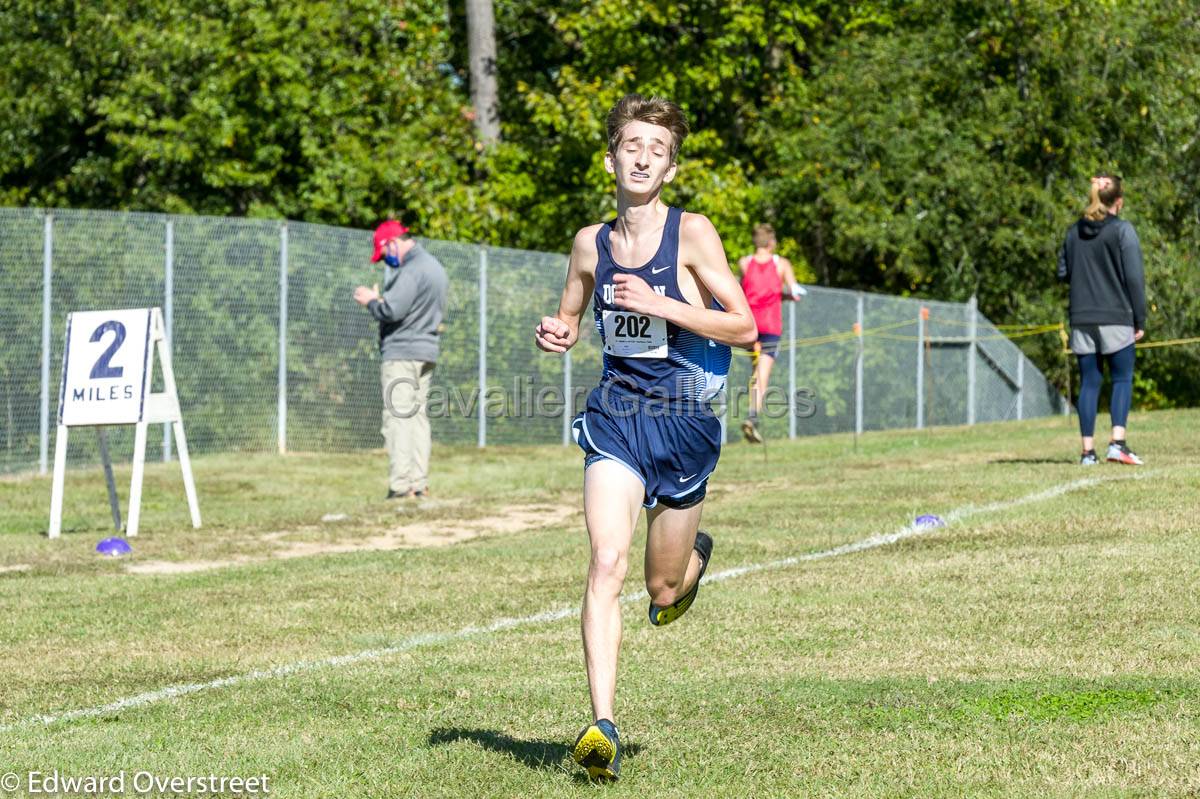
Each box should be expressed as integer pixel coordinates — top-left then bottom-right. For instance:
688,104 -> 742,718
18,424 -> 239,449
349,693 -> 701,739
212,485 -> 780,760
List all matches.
0,0 -> 474,224
2,0 -> 1198,404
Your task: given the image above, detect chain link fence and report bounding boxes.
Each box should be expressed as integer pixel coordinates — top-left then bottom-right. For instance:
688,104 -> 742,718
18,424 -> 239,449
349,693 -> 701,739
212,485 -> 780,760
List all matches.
0,208 -> 1066,475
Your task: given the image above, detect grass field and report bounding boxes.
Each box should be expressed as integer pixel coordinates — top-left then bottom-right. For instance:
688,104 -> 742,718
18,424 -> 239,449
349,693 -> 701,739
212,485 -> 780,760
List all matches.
1,410 -> 1198,797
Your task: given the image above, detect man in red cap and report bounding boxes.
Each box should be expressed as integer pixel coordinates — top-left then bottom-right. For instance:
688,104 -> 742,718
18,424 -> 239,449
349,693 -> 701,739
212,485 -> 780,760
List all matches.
354,220 -> 449,498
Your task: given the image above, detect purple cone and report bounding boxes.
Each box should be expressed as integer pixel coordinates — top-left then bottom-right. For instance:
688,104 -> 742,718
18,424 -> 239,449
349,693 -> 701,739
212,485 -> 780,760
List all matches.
96,537 -> 132,557
914,514 -> 945,529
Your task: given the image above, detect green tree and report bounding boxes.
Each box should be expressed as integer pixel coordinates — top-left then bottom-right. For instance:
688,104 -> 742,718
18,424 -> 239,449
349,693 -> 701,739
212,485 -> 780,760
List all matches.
472,0 -> 893,258
3,0 -> 1197,407
0,0 -> 474,227
760,0 -> 1200,401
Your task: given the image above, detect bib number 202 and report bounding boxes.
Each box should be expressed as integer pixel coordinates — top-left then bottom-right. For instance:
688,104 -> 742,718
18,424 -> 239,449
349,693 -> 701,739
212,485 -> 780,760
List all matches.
613,314 -> 651,339
602,310 -> 667,358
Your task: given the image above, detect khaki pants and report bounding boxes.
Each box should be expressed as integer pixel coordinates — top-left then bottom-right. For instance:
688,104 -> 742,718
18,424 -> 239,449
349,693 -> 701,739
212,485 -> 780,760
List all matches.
381,359 -> 434,493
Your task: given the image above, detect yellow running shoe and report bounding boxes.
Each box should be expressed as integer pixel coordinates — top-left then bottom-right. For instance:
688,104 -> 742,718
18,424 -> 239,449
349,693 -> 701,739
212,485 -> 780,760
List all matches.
572,719 -> 620,781
649,531 -> 713,626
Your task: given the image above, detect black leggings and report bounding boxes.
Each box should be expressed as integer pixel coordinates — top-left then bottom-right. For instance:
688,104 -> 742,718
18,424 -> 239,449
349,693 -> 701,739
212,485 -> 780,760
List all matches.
1076,344 -> 1135,438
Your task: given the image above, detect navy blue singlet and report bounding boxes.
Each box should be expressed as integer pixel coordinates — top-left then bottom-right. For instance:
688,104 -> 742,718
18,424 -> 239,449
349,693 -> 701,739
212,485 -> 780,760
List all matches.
592,207 -> 731,402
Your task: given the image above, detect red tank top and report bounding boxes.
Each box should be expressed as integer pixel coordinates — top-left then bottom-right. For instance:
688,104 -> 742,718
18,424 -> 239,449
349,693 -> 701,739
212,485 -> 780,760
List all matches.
741,255 -> 782,335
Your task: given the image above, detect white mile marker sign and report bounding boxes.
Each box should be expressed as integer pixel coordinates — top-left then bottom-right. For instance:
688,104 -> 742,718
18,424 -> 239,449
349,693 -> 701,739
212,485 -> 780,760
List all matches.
49,307 -> 201,539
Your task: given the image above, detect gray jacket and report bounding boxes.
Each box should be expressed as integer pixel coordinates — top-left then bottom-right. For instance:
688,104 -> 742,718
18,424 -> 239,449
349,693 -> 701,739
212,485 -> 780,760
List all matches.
367,243 -> 448,363
1057,214 -> 1146,330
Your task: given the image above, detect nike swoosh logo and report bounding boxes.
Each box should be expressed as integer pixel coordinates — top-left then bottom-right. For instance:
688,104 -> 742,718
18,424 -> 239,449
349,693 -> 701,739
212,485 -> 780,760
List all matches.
678,473 -> 698,483
651,266 -> 670,275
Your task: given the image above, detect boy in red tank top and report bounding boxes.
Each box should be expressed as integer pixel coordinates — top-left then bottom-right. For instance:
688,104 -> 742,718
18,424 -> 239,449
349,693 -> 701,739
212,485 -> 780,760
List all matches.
737,224 -> 803,442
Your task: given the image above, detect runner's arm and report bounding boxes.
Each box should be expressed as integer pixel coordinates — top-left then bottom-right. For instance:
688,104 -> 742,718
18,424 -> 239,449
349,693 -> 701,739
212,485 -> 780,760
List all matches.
777,256 -> 802,300
612,214 -> 756,348
535,226 -> 598,353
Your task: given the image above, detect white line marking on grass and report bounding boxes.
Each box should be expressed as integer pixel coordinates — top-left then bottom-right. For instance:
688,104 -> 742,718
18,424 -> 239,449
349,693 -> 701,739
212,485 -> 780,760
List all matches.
0,470 -> 1144,734
705,471 -> 1148,585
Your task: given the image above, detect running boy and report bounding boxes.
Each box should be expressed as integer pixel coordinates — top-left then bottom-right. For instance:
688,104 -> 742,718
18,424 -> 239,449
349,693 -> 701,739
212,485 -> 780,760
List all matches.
738,223 -> 803,443
535,94 -> 756,782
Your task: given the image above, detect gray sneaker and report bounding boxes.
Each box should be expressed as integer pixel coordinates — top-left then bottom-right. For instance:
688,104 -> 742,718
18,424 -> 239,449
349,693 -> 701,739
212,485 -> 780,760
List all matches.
1106,442 -> 1144,465
1079,450 -> 1099,466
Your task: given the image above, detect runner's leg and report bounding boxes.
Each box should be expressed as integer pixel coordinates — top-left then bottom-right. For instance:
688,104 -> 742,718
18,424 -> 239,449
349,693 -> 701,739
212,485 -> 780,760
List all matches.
581,459 -> 644,723
644,501 -> 705,608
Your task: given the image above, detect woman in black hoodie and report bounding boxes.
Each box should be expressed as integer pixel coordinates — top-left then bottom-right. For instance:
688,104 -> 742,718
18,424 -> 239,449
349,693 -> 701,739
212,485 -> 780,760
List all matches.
1057,174 -> 1146,465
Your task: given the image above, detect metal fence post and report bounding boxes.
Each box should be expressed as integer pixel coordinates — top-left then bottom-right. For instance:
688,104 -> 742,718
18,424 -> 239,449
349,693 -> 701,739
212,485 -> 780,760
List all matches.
561,257 -> 572,447
915,307 -> 925,429
562,349 -> 572,446
39,214 -> 53,475
721,382 -> 729,445
163,219 -> 174,462
967,295 -> 978,426
855,293 -> 864,436
787,299 -> 797,439
277,223 -> 288,455
477,248 -> 487,448
1016,356 -> 1024,421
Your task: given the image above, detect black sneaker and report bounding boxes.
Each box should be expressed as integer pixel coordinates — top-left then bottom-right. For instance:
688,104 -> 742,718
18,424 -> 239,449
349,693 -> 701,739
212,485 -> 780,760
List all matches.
1079,450 -> 1099,466
648,531 -> 713,626
572,718 -> 621,781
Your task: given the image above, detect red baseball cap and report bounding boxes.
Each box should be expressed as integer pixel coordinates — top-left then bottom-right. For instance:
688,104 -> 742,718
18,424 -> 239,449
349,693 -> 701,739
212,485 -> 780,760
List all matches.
371,219 -> 410,262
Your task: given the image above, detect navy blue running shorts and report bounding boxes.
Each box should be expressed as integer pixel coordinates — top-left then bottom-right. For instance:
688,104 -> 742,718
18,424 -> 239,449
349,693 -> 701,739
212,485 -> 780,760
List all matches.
757,333 -> 781,359
572,383 -> 722,509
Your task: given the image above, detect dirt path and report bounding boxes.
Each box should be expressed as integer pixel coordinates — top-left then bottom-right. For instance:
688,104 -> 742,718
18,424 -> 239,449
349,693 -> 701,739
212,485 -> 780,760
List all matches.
125,502 -> 579,575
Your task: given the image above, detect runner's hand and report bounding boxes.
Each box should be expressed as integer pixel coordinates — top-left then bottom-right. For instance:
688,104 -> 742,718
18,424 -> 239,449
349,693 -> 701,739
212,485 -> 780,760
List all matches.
536,316 -> 572,353
1135,329 -> 1145,342
612,273 -> 664,315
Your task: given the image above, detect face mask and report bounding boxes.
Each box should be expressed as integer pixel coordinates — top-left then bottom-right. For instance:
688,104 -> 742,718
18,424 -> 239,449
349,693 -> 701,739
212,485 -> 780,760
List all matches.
383,254 -> 400,268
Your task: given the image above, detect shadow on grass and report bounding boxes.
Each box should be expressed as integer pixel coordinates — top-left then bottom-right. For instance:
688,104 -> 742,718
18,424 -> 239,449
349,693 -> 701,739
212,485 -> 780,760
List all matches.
988,457 -> 1075,465
428,727 -> 641,777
